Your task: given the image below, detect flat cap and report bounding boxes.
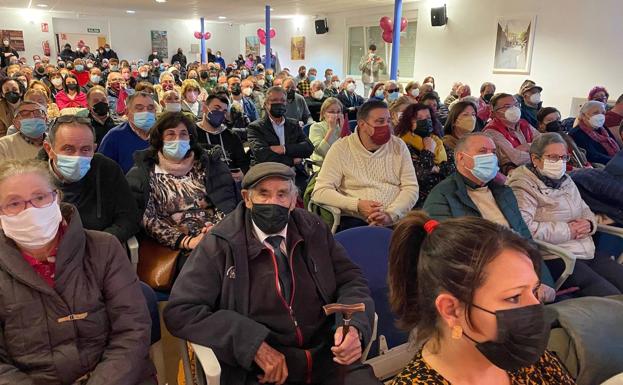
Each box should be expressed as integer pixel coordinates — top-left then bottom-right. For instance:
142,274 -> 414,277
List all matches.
241,162 -> 296,189
519,79 -> 542,95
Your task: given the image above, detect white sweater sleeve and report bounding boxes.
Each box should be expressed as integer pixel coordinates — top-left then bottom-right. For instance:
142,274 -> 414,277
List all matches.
385,141 -> 419,221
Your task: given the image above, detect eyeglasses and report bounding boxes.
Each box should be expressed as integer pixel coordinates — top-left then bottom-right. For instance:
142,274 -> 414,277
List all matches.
542,154 -> 571,162
17,109 -> 45,119
493,103 -> 520,112
386,88 -> 400,93
51,115 -> 92,132
0,190 -> 57,216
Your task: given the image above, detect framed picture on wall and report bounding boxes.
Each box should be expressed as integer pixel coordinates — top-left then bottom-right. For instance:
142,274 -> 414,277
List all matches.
1,30 -> 25,51
492,16 -> 536,74
151,30 -> 168,58
245,36 -> 260,57
291,36 -> 305,60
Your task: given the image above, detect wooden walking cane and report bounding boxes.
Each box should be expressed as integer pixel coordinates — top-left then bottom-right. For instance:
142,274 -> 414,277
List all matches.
323,303 -> 366,385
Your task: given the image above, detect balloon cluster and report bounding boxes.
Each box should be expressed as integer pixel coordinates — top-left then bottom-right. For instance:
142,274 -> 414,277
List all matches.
193,32 -> 212,40
257,28 -> 276,45
379,16 -> 408,43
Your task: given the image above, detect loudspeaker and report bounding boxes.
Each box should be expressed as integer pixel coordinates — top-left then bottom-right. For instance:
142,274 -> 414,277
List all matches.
431,5 -> 447,27
315,19 -> 329,34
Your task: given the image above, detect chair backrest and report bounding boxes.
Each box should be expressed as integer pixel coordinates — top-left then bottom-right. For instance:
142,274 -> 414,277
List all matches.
303,122 -> 313,137
335,227 -> 408,355
348,120 -> 357,132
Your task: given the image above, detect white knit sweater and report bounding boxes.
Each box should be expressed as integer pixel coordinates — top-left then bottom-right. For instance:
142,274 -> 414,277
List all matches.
311,132 -> 419,222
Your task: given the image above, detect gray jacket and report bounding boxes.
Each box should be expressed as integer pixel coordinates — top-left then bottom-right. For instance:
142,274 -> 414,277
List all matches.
358,54 -> 385,84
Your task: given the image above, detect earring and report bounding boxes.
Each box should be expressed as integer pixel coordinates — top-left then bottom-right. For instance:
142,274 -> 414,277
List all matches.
451,325 -> 463,340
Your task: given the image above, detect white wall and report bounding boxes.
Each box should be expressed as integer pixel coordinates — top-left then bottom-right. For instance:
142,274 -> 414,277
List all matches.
0,8 -> 55,63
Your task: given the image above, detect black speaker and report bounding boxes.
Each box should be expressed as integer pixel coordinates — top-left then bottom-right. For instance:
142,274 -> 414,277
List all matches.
315,19 -> 329,34
431,5 -> 447,27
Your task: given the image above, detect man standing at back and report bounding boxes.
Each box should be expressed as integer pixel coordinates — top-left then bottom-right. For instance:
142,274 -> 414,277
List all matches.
359,44 -> 385,98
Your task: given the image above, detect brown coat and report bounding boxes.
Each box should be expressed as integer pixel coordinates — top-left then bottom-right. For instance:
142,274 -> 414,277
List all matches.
0,204 -> 154,385
0,99 -> 13,138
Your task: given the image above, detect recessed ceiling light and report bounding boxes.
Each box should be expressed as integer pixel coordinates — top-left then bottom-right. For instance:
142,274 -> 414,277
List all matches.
218,16 -> 226,19
155,0 -> 166,3
126,9 -> 135,13
271,7 -> 274,11
36,3 -> 48,7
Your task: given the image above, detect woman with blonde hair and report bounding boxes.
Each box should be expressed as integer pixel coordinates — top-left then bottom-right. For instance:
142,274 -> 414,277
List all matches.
28,80 -> 60,119
309,97 -> 349,171
180,79 -> 204,120
389,95 -> 415,130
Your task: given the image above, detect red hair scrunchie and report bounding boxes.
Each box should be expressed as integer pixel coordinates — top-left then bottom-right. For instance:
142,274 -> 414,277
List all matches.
423,219 -> 440,234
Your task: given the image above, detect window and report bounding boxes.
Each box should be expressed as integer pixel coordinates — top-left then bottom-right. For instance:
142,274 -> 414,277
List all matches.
347,20 -> 417,79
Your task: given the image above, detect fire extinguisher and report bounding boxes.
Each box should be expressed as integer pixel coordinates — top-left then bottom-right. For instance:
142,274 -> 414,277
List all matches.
42,40 -> 50,56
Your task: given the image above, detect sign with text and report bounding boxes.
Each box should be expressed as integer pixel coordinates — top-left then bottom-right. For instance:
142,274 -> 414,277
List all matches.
87,28 -> 101,34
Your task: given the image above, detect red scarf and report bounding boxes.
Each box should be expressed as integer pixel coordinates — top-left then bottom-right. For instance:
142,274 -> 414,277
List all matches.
578,120 -> 620,157
485,118 -> 534,148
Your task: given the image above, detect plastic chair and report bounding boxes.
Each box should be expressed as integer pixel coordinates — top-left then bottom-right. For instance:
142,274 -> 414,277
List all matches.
308,200 -> 341,234
334,226 -> 413,380
181,340 -> 221,385
348,120 -> 357,132
127,236 -> 139,272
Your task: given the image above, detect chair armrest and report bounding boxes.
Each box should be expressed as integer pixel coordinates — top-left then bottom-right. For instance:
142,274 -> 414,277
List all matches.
534,239 -> 576,290
365,343 -> 414,381
191,342 -> 221,385
596,225 -> 623,264
308,201 -> 342,234
361,312 -> 378,362
127,236 -> 139,272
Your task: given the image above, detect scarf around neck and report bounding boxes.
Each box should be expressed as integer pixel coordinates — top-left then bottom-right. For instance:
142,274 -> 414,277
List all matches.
578,120 -> 620,156
156,151 -> 195,177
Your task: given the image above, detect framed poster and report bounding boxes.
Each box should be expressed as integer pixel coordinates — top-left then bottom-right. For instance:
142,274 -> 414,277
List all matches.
290,36 -> 305,60
245,36 -> 260,57
1,30 -> 25,51
151,30 -> 168,58
492,16 -> 536,74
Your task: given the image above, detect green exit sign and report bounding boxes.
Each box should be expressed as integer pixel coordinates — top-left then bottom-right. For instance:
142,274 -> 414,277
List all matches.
87,28 -> 100,33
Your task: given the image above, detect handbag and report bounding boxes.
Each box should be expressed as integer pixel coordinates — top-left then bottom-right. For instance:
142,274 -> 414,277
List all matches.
137,236 -> 179,291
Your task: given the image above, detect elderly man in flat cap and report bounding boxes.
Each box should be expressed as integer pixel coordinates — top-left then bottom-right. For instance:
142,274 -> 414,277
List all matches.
164,162 -> 380,385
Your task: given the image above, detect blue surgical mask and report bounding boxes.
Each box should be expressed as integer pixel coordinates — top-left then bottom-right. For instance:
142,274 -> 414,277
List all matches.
19,118 -> 47,138
110,65 -> 118,71
465,153 -> 499,184
309,75 -> 316,82
75,64 -> 84,72
375,90 -> 385,98
387,91 -> 400,102
133,111 -> 156,132
55,154 -> 92,182
162,140 -> 191,160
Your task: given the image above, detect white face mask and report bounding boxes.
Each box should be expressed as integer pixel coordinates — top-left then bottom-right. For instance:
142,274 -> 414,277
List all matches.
0,200 -> 62,249
529,92 -> 541,105
313,90 -> 324,100
242,87 -> 253,97
257,79 -> 265,87
588,113 -> 605,128
332,81 -> 340,89
410,88 -> 420,98
541,159 -> 566,180
347,83 -> 356,92
504,106 -> 522,123
51,78 -> 63,87
165,102 -> 182,112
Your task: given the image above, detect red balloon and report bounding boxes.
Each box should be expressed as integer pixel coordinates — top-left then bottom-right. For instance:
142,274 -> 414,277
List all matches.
400,17 -> 408,32
257,28 -> 266,39
382,30 -> 393,43
259,36 -> 266,45
193,31 -> 202,39
204,32 -> 212,40
380,16 -> 393,32
269,28 -> 276,38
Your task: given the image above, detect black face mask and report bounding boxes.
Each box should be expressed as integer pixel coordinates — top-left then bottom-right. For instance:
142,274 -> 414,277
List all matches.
286,88 -> 296,100
67,83 -> 79,92
207,109 -> 226,127
464,304 -> 550,371
251,203 -> 290,234
270,103 -> 287,118
36,67 -> 45,75
545,120 -> 562,133
92,101 -> 109,116
200,71 -> 209,79
483,93 -> 494,103
4,91 -> 20,104
414,118 -> 433,137
231,84 -> 242,96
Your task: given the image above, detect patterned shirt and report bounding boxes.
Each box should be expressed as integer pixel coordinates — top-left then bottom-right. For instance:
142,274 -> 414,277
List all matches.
392,350 -> 575,385
297,79 -> 311,97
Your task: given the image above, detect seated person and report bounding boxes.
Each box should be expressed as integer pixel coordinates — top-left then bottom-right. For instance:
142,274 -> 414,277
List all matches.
422,133 -> 555,290
87,85 -> 117,144
159,89 -> 182,113
337,77 -> 364,121
312,100 -> 419,230
180,79 -> 203,121
537,106 -> 589,169
388,95 -> 414,130
28,80 -> 61,119
0,159 -> 155,385
283,78 -> 312,125
105,71 -> 124,117
483,93 -> 540,174
404,80 -> 421,102
396,103 -> 455,206
309,97 -> 349,172
247,86 -> 314,187
384,80 -> 401,105
570,100 -> 620,165
6,89 -> 53,136
477,81 -> 495,122
587,85 -> 609,104
196,93 -> 250,178
507,133 -> 623,296
389,212 -> 574,385
99,91 -> 156,173
605,93 -> 623,146
517,80 -> 543,128
127,112 -> 237,256
305,80 -> 329,122
55,73 -> 88,110
443,100 -> 478,158
419,92 -> 446,134
154,71 -> 180,103
0,100 -> 47,161
163,162 -> 380,385
40,115 -> 140,243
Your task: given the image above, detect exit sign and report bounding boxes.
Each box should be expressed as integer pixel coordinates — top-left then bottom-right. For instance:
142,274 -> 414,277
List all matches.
87,28 -> 100,33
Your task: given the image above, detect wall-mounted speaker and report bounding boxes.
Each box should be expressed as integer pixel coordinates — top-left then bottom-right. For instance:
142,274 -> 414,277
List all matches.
315,19 -> 329,34
431,5 -> 447,27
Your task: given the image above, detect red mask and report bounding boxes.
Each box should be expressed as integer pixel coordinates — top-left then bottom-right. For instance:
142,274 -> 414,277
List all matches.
370,124 -> 391,145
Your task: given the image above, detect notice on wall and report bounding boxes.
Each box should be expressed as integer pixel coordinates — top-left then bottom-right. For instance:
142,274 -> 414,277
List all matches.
290,36 -> 305,60
151,30 -> 168,58
1,30 -> 25,51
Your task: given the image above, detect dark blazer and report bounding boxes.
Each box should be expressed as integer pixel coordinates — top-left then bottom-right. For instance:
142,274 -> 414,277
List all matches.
337,90 -> 365,121
247,116 -> 314,166
569,126 -> 619,165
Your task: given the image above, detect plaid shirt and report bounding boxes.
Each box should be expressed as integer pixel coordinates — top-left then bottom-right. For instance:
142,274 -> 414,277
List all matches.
297,79 -> 311,97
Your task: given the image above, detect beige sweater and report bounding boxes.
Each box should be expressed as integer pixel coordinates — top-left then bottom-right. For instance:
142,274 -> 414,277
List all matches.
311,132 -> 419,222
0,133 -> 43,162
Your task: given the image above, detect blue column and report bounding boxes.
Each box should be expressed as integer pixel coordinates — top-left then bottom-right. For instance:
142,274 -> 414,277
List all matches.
390,0 -> 403,80
200,17 -> 206,64
265,5 -> 271,70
